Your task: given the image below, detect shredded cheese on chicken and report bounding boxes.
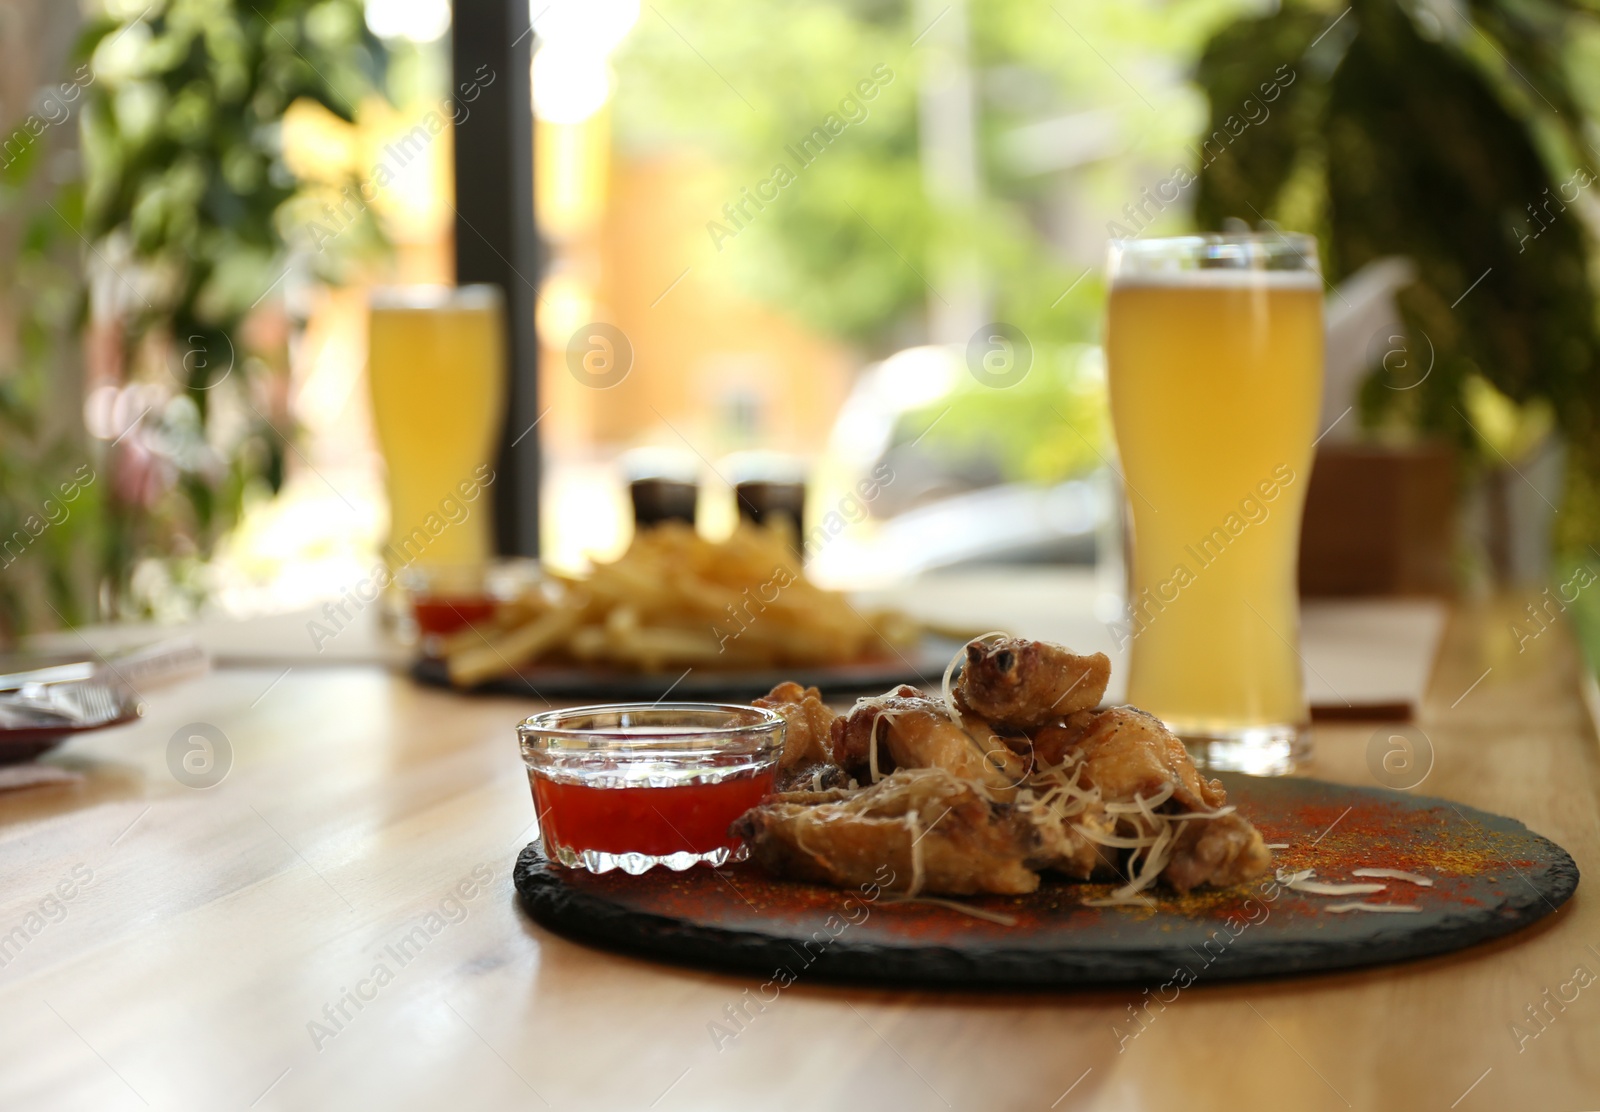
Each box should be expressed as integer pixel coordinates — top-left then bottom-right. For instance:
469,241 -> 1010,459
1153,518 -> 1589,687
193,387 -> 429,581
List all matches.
829,642 -> 1265,910
868,714 -> 884,784
940,632 -> 1008,724
1023,758 -> 1246,906
906,808 -> 925,896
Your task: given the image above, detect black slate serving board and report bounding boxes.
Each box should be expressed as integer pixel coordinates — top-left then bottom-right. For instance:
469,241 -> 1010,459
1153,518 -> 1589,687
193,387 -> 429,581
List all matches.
513,774 -> 1579,988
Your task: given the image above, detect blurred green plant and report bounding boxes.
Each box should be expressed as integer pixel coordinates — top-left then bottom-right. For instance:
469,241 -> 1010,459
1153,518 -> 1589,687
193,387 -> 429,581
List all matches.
1,36 -> 108,639
1193,0 -> 1600,551
71,0 -> 387,617
899,346 -> 1109,484
0,366 -> 106,639
612,0 -> 1250,486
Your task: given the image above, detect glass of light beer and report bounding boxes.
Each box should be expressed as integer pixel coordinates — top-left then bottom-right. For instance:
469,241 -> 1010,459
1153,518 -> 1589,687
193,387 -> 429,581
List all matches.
1105,234 -> 1323,774
368,285 -> 506,569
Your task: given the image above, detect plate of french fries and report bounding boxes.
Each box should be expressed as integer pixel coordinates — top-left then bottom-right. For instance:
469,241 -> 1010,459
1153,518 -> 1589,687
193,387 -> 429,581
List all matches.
411,522 -> 959,697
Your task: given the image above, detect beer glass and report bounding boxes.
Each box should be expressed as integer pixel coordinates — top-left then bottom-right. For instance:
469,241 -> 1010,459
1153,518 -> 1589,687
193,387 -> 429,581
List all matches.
368,285 -> 506,569
1105,234 -> 1324,774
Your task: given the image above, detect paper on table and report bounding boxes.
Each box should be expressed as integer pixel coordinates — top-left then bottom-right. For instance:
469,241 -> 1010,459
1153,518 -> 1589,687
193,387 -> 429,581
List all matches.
869,569 -> 1448,719
1299,600 -> 1448,718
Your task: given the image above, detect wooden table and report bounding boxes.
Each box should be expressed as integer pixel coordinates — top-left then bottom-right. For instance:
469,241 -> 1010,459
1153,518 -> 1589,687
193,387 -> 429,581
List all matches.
1,596 -> 1596,1111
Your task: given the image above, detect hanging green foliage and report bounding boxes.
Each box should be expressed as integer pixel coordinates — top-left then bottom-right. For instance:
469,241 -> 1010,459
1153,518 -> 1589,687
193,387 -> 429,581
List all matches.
1194,0 -> 1600,549
74,0 -> 386,615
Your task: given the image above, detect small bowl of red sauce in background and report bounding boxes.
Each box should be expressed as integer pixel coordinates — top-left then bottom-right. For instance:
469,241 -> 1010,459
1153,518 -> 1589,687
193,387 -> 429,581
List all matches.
400,560 -> 543,644
518,703 -> 785,874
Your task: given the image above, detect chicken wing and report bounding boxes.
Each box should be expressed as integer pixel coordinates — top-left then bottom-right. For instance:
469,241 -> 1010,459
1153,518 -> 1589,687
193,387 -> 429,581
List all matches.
738,640 -> 1273,902
732,767 -> 1038,896
1032,705 -> 1269,893
1162,811 -> 1273,892
775,760 -> 853,794
1037,706 -> 1226,812
754,681 -> 837,768
830,685 -> 1029,797
1021,794 -> 1118,880
956,636 -> 1110,730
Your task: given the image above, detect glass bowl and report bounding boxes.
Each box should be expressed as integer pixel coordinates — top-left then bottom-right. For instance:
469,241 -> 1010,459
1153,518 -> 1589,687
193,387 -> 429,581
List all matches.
395,558 -> 544,641
517,703 -> 786,874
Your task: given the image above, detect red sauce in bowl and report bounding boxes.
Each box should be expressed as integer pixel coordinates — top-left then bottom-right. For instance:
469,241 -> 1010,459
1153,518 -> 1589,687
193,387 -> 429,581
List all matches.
532,770 -> 775,857
412,595 -> 497,636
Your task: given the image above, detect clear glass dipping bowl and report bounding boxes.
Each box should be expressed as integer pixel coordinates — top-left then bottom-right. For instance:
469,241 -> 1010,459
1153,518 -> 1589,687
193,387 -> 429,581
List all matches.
395,558 -> 545,643
517,703 -> 786,874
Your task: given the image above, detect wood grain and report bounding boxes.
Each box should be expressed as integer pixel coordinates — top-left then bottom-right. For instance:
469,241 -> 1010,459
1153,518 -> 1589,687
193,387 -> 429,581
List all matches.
0,595 -> 1595,1111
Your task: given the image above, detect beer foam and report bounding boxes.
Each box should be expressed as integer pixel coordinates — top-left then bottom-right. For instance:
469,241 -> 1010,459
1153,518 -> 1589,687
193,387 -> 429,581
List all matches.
1109,268 -> 1324,290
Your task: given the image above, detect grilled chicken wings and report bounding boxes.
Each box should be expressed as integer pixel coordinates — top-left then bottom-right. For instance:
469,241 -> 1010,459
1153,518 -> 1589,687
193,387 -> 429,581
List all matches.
736,637 -> 1272,900
733,767 -> 1040,896
955,635 -> 1111,730
830,685 -> 1029,799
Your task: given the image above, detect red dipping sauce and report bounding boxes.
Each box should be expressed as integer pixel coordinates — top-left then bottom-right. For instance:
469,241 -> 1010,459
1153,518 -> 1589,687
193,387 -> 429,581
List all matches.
411,595 -> 496,635
531,769 -> 775,857
518,703 -> 786,873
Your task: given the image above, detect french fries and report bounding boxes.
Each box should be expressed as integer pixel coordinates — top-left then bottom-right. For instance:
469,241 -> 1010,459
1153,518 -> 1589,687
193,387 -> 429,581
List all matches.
439,522 -> 920,686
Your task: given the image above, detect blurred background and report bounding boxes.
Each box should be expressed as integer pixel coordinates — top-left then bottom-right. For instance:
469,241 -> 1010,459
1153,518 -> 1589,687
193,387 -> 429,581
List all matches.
4,0 -> 1600,667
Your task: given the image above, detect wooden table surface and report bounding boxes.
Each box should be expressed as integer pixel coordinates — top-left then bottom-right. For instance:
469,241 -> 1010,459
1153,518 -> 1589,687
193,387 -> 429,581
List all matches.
2,595 -> 1597,1112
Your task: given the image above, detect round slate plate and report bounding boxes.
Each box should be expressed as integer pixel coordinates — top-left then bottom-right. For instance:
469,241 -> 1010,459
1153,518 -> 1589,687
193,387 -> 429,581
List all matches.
513,774 -> 1579,988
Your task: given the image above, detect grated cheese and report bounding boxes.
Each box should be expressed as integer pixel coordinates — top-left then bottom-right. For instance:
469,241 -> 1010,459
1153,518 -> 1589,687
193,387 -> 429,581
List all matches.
1323,902 -> 1422,914
1105,781 -> 1176,815
905,808 -> 925,897
939,631 -> 1008,724
1352,868 -> 1433,887
1286,879 -> 1389,897
868,713 -> 884,783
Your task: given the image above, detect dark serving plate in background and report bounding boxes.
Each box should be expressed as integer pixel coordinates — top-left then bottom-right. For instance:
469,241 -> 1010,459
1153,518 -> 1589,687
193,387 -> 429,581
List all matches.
410,637 -> 962,700
0,707 -> 142,764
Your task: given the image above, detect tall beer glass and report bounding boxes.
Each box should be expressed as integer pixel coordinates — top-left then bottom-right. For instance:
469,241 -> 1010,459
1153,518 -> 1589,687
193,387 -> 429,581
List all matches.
1105,234 -> 1323,774
368,285 -> 506,568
